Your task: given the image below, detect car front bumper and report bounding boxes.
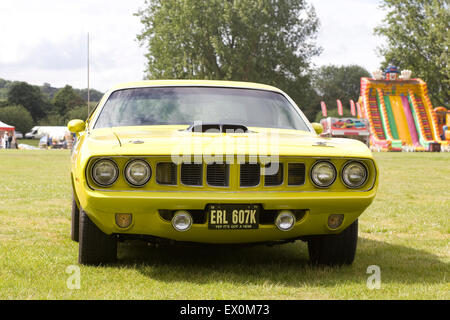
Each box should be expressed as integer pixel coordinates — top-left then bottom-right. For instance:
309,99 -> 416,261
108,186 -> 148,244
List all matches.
76,182 -> 377,244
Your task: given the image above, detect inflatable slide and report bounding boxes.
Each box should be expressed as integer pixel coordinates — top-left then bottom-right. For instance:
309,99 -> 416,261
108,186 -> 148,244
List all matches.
359,67 -> 448,151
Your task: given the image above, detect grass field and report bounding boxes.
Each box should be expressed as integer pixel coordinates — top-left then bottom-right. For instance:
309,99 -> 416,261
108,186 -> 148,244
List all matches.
0,150 -> 448,299
16,139 -> 40,147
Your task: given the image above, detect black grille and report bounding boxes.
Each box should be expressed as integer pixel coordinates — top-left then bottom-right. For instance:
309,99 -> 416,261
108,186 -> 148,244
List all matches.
288,163 -> 306,185
207,163 -> 229,187
264,163 -> 283,186
240,163 -> 260,187
156,162 -> 177,185
181,163 -> 203,186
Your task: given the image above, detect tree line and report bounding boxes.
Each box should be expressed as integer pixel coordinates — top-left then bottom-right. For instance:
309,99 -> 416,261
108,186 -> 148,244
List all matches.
0,79 -> 102,135
136,0 -> 448,114
2,0 -> 447,135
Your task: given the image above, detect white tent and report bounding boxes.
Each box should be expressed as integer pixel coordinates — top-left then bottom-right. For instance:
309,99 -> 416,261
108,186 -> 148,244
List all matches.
0,121 -> 15,132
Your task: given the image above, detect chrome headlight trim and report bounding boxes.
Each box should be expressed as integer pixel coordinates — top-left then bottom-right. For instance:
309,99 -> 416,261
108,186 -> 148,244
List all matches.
124,159 -> 152,187
341,160 -> 368,189
309,160 -> 337,188
90,158 -> 119,187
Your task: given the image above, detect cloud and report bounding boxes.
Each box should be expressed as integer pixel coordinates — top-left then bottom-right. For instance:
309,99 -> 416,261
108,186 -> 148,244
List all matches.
311,0 -> 385,72
0,0 -> 386,90
0,0 -> 146,91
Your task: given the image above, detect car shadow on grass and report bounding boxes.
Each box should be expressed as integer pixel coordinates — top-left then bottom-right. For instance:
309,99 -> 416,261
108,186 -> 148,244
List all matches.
113,236 -> 448,287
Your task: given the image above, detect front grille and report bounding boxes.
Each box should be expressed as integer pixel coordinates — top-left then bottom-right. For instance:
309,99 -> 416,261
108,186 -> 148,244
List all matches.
151,159 -> 306,188
181,163 -> 202,186
207,163 -> 229,187
240,163 -> 260,187
264,163 -> 283,186
156,162 -> 177,185
288,163 -> 306,185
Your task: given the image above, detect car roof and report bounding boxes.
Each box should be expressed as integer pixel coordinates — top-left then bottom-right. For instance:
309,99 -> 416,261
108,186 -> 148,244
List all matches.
109,80 -> 283,93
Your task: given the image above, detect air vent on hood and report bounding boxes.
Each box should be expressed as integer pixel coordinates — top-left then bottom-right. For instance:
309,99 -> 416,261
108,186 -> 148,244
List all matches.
187,123 -> 250,133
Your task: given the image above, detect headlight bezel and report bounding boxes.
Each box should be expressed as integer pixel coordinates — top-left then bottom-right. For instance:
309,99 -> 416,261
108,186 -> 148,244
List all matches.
124,159 -> 152,187
310,160 -> 337,188
341,160 -> 369,189
90,158 -> 120,187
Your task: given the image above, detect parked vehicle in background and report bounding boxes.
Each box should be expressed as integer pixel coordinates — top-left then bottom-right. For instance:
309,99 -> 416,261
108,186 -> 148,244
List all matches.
25,126 -> 69,140
15,131 -> 23,139
25,126 -> 40,139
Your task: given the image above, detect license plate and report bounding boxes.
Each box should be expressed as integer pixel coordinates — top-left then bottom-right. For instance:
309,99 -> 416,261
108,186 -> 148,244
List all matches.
208,204 -> 260,230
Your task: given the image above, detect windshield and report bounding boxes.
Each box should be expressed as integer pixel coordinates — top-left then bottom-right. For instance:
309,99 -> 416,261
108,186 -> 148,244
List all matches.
94,87 -> 310,131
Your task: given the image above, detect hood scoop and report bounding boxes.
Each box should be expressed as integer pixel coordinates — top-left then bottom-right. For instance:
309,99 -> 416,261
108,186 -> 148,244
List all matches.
186,123 -> 251,133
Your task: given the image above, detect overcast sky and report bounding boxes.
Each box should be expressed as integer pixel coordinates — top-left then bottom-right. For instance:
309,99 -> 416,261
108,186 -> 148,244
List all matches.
0,0 -> 386,92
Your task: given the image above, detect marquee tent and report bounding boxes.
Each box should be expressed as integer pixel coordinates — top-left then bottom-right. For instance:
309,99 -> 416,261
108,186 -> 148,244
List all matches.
0,121 -> 15,132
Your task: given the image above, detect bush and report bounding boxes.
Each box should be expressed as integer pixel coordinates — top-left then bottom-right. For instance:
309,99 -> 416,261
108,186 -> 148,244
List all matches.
0,105 -> 34,134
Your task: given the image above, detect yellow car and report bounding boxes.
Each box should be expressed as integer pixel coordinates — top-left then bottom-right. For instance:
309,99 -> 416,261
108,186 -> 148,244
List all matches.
68,80 -> 378,266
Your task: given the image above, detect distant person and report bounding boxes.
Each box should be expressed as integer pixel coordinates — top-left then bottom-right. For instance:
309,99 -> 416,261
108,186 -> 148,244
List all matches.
7,133 -> 13,149
3,132 -> 8,149
47,134 -> 53,149
441,125 -> 448,141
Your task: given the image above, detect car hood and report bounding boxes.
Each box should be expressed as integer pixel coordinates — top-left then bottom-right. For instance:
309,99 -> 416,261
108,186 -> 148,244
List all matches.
84,125 -> 373,159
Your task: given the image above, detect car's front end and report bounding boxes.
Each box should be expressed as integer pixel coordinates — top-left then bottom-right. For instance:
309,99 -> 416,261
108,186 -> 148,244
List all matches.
69,80 -> 378,265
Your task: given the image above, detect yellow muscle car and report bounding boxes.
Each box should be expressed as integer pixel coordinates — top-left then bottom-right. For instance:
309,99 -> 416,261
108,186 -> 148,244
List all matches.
68,80 -> 378,266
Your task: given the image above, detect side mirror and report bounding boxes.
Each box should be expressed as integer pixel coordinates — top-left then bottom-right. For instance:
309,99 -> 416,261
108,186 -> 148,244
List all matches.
68,119 -> 86,133
311,122 -> 323,135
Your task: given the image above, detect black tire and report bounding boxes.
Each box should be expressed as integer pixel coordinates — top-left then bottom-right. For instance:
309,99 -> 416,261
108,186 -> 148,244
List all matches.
308,219 -> 358,266
71,194 -> 79,242
78,210 -> 117,265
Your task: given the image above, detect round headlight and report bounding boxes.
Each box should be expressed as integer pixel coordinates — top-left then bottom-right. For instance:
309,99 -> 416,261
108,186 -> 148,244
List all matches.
342,161 -> 368,188
310,161 -> 336,188
125,159 -> 152,187
91,159 -> 119,187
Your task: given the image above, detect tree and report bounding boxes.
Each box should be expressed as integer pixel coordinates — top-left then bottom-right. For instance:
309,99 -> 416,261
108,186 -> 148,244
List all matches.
374,0 -> 449,106
77,88 -> 104,102
53,85 -> 84,116
136,0 -> 322,113
0,78 -> 7,89
7,82 -> 48,121
40,82 -> 59,100
65,105 -> 89,122
312,64 -> 371,120
0,105 -> 34,134
38,114 -> 65,126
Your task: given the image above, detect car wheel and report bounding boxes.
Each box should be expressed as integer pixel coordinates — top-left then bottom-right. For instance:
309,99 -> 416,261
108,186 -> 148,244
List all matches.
78,210 -> 117,265
307,219 -> 358,266
71,194 -> 79,242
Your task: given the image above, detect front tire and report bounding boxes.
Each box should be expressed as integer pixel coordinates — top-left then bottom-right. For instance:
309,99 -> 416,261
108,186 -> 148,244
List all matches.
78,210 -> 117,265
308,219 -> 358,266
71,194 -> 79,242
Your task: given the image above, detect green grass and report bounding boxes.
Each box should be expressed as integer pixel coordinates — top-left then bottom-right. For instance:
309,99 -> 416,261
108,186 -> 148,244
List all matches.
0,150 -> 448,299
16,139 -> 40,147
